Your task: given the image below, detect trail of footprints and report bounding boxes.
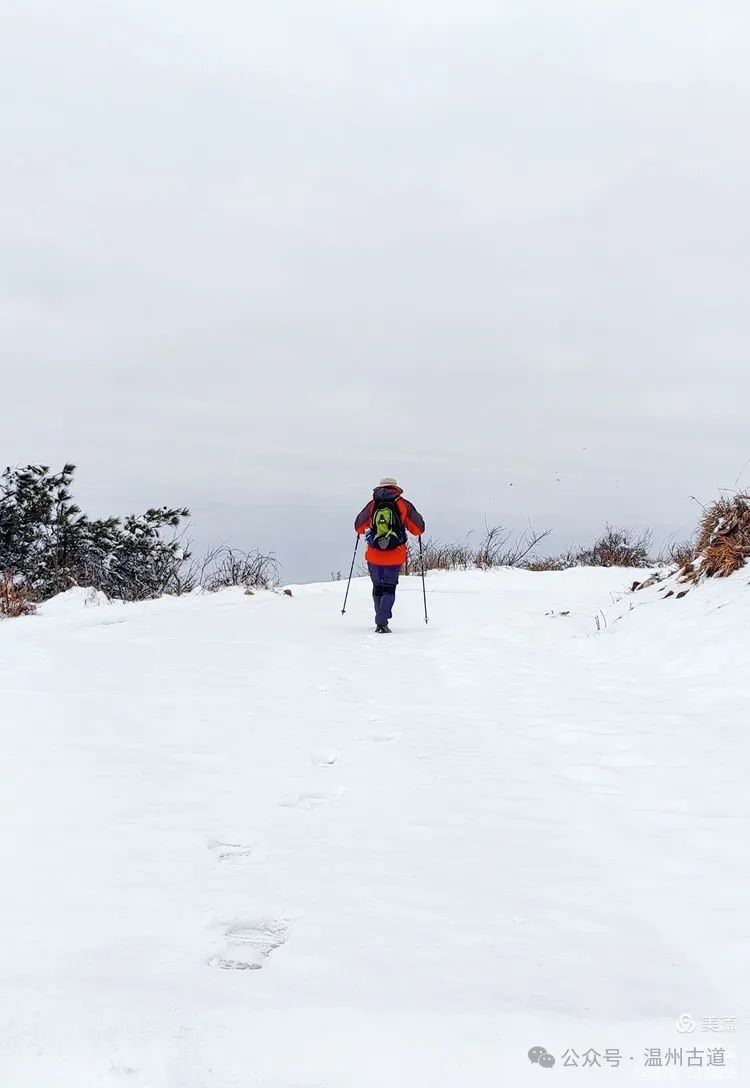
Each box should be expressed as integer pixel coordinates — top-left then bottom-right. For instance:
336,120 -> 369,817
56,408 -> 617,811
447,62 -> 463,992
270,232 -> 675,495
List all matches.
208,718 -> 398,972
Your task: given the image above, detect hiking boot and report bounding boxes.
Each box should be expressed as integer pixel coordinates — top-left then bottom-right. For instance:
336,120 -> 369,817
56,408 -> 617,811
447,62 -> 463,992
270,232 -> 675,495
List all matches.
375,623 -> 392,634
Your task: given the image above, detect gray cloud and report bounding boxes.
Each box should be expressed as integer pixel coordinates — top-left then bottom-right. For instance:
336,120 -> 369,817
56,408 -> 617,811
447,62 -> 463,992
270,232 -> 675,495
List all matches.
2,0 -> 749,579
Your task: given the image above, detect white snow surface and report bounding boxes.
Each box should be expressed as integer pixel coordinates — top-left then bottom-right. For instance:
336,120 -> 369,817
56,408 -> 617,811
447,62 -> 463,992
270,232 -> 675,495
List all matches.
1,567 -> 746,1085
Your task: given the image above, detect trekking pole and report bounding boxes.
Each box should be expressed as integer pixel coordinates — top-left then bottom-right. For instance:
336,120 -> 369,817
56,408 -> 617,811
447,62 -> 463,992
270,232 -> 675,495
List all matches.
341,536 -> 360,615
419,536 -> 428,624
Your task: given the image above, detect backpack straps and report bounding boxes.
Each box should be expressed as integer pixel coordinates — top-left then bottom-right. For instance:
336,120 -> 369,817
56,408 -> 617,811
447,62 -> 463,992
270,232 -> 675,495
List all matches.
354,499 -> 375,535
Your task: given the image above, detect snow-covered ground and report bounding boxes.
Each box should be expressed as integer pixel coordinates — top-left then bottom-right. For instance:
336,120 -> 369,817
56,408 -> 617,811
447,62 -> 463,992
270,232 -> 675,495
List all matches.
1,568 -> 746,1085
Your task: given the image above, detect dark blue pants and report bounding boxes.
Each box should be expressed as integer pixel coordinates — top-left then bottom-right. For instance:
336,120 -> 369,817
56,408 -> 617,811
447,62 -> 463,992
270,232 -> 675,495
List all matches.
368,563 -> 401,625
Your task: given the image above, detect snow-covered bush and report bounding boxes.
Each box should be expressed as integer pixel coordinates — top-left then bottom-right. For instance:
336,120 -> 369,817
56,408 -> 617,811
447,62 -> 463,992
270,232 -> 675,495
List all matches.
0,463 -> 190,603
526,526 -> 654,570
573,525 -> 653,568
523,548 -> 579,572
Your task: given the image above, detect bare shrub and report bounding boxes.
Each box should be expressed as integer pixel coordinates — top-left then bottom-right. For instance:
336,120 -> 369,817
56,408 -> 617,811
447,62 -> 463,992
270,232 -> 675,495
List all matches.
200,546 -> 278,592
0,572 -> 36,618
682,493 -> 750,581
475,524 -> 550,569
407,525 -> 550,572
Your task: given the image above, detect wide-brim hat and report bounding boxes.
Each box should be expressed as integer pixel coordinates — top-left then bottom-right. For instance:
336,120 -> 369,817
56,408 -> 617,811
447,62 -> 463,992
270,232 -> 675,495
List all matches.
376,477 -> 401,490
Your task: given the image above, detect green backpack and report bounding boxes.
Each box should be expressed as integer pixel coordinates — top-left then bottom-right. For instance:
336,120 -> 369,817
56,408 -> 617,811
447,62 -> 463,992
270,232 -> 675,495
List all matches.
369,500 -> 407,551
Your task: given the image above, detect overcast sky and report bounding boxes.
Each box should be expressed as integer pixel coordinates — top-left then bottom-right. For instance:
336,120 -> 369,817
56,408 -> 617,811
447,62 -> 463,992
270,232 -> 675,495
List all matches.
3,0 -> 749,580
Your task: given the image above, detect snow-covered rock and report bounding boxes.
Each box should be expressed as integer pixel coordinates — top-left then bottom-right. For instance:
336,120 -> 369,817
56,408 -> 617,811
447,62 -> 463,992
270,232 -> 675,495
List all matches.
37,585 -> 114,615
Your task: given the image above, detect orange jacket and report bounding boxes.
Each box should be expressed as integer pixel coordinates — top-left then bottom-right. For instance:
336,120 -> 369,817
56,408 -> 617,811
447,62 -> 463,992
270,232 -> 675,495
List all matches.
354,489 -> 425,567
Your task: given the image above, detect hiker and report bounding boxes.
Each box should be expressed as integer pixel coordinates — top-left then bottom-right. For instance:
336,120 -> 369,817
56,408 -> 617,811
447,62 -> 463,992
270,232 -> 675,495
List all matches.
354,478 -> 425,633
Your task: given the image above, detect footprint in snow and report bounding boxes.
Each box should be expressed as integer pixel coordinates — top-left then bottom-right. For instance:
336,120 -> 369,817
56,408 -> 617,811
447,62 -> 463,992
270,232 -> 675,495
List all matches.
209,957 -> 261,971
311,750 -> 339,766
208,839 -> 253,863
209,918 -> 289,971
363,715 -> 398,743
279,789 -> 344,809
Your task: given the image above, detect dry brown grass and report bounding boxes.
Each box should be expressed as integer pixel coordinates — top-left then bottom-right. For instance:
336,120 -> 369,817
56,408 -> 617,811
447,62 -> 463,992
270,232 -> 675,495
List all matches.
410,538 -> 474,572
660,539 -> 695,568
398,500 -> 750,585
0,573 -> 36,618
407,525 -> 550,573
682,493 -> 750,581
523,548 -> 578,572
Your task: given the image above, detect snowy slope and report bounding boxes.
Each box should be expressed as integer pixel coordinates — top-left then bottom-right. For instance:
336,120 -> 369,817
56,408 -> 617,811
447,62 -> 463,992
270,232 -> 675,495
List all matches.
0,569 -> 746,1086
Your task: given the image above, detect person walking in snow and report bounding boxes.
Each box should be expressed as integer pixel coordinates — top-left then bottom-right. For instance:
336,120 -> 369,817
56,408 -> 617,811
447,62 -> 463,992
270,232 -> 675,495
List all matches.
354,478 -> 425,633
